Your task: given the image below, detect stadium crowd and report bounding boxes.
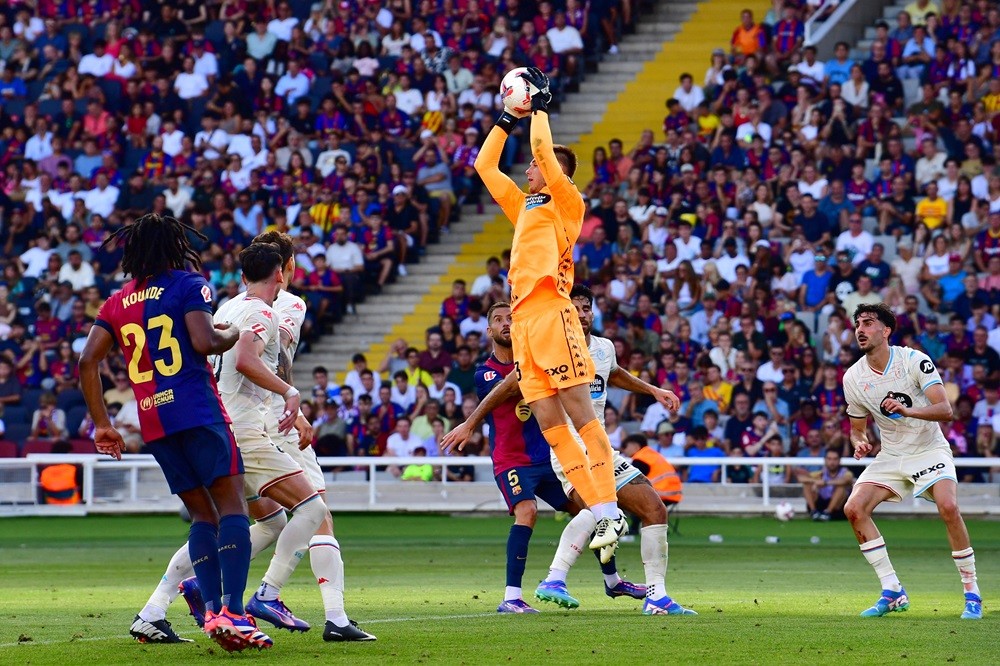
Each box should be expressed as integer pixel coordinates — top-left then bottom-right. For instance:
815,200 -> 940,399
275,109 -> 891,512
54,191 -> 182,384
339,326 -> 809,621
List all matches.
4,0 -> 1000,496
0,0 -> 632,459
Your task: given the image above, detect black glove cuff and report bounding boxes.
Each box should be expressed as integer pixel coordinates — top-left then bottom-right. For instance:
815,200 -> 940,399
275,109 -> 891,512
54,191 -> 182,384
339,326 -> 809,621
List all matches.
531,97 -> 548,113
495,111 -> 520,134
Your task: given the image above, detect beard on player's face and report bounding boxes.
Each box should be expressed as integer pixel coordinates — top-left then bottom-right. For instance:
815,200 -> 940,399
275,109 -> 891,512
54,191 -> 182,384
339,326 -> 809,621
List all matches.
490,330 -> 512,348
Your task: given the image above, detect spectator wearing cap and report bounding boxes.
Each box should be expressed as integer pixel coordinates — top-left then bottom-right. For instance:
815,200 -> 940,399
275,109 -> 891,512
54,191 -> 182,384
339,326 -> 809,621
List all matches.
388,184 -> 422,269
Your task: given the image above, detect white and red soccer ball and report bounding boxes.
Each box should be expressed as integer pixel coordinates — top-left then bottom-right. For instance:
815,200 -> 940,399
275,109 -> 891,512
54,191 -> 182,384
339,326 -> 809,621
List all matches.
500,67 -> 540,118
774,501 -> 795,522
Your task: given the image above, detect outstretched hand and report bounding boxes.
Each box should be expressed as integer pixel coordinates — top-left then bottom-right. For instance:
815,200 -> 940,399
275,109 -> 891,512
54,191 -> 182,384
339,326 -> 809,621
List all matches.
94,425 -> 126,461
440,421 -> 473,455
520,67 -> 552,111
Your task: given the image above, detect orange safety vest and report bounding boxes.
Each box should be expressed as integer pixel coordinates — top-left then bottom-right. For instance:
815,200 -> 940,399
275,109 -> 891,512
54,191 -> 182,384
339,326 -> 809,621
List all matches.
39,464 -> 80,505
630,446 -> 683,503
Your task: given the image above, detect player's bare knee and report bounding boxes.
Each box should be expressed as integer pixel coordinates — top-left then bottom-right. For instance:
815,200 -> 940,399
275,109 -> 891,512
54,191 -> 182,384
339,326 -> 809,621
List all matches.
935,496 -> 961,522
843,498 -> 865,523
513,501 -> 538,528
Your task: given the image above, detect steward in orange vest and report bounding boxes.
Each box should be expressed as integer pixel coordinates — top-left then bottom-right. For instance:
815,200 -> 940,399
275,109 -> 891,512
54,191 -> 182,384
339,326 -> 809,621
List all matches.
622,437 -> 683,504
39,441 -> 81,505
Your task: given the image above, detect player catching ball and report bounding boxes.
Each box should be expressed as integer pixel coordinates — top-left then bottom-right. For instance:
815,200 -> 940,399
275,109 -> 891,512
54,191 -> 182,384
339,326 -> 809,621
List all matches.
474,67 -> 626,549
843,303 -> 981,620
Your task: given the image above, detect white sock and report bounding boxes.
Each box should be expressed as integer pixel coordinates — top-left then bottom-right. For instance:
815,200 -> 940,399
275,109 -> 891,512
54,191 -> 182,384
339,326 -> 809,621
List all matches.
505,586 -> 522,601
139,543 -> 194,622
591,503 -> 619,521
546,510 -> 596,582
309,535 -> 349,625
603,573 -> 622,588
250,509 -> 287,559
952,548 -> 980,597
641,524 -> 668,601
860,537 -> 902,592
260,496 -> 327,595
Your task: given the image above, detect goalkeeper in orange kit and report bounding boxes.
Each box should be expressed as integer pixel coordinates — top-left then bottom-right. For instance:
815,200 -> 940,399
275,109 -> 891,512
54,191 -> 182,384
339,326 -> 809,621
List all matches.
475,68 -> 633,553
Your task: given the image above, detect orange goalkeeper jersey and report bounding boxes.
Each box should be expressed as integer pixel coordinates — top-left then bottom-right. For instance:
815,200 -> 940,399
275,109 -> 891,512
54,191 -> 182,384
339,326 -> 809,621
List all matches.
475,113 -> 586,315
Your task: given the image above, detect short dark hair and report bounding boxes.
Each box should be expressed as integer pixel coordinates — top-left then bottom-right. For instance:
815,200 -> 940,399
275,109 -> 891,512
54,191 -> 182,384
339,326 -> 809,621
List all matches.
570,284 -> 594,302
853,302 -> 896,335
623,434 -> 647,449
486,301 -> 511,321
253,231 -> 294,267
553,144 -> 578,178
239,242 -> 283,282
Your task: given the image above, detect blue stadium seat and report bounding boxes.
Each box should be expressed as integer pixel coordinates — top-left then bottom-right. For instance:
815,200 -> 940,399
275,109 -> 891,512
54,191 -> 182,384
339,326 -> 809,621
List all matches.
4,404 -> 27,425
57,389 -> 86,412
21,388 -> 44,415
65,405 -> 88,437
38,98 -> 62,119
5,422 -> 32,446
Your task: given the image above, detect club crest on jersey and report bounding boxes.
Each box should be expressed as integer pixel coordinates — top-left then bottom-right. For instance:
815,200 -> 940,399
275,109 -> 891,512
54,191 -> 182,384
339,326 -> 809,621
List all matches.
525,193 -> 551,210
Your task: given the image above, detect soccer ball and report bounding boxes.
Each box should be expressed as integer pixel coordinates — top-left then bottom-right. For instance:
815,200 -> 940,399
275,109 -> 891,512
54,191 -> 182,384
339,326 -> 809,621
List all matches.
774,502 -> 795,522
500,67 -> 538,118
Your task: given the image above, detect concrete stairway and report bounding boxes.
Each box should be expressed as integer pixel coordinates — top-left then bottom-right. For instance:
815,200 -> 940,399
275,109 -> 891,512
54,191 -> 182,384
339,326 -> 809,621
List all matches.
295,0 -> 755,387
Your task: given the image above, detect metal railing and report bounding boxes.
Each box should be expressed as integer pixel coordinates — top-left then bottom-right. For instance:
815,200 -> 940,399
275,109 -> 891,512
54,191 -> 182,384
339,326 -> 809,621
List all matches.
2,454 -> 998,517
804,0 -> 860,46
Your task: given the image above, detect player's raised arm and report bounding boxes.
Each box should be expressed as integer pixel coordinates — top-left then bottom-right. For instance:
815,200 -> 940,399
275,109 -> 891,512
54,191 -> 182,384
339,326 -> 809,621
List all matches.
440,371 -> 522,454
474,111 -> 525,226
609,366 -> 680,412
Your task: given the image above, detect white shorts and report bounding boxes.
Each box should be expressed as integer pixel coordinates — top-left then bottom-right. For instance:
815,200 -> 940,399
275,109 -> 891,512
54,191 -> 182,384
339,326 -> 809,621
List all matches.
236,427 -> 304,500
551,448 -> 641,498
855,448 -> 957,503
280,434 -> 326,494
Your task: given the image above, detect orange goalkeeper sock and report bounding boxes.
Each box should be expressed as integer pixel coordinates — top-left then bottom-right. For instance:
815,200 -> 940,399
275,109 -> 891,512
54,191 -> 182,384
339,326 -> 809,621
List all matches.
578,419 -> 617,504
542,423 -> 599,507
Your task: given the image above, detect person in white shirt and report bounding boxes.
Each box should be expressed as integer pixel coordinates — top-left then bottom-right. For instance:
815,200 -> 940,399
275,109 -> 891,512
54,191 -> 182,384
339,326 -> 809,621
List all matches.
19,234 -> 55,279
456,76 -> 492,120
914,138 -> 947,190
459,303 -> 489,340
316,137 -> 352,178
426,367 -> 462,404
77,40 -> 114,77
57,250 -> 96,291
267,2 -> 299,41
344,354 -> 380,400
393,74 -> 424,117
159,119 -> 185,157
672,73 -> 705,114
24,120 -> 53,162
390,372 -> 416,411
836,213 -> 875,265
470,257 -> 504,297
163,175 -> 193,218
795,46 -> 826,89
83,174 -> 119,219
715,237 -> 751,283
673,219 -> 702,261
936,158 -> 961,202
193,115 -> 230,161
546,11 -> 584,54
275,59 -> 310,106
385,418 -> 422,474
735,102 -> 773,146
797,164 -> 829,199
756,345 -> 786,384
173,57 -> 209,100
408,16 -> 442,53
191,39 -> 219,78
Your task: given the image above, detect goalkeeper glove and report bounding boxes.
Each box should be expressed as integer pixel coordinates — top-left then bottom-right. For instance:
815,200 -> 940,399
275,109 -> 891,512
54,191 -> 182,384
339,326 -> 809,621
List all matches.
520,67 -> 552,113
495,110 -> 520,135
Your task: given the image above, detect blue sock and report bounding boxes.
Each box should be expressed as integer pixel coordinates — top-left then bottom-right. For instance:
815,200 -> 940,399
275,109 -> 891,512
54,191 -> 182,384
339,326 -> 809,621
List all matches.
189,521 -> 222,614
506,524 -> 533,587
217,513 -> 251,615
594,546 -> 617,575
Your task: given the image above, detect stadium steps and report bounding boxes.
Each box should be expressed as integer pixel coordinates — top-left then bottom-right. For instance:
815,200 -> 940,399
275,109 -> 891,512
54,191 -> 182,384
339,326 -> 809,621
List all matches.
849,2 -> 910,61
295,0 -> 762,386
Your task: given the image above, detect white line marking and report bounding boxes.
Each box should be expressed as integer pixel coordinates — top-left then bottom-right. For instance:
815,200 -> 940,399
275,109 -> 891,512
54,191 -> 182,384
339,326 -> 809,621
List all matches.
364,612 -> 496,624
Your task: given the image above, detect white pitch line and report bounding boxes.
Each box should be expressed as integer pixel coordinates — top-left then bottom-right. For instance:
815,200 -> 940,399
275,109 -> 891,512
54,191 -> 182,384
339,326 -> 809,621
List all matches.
0,612 -> 499,647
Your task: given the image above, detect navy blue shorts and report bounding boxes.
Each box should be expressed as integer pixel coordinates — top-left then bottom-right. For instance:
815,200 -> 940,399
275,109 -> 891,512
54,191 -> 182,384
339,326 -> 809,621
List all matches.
495,464 -> 569,514
147,423 -> 244,495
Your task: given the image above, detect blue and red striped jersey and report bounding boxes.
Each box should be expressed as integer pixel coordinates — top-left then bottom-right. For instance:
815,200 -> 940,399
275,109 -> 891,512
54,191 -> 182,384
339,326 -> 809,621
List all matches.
95,270 -> 230,442
476,355 -> 551,476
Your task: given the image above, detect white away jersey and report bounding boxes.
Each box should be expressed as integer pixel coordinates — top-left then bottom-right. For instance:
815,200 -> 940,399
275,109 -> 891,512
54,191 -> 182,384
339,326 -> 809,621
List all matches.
843,346 -> 948,457
213,295 -> 280,429
274,290 -> 307,362
587,335 -> 618,428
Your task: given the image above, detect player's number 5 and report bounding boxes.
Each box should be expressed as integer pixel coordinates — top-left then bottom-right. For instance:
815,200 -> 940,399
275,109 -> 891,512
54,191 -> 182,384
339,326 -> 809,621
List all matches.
120,315 -> 183,384
507,469 -> 519,487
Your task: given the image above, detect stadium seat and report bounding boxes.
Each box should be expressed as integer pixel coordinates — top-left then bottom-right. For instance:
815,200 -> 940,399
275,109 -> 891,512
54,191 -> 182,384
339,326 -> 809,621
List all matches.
0,441 -> 18,458
204,20 -> 226,49
65,406 -> 88,437
873,235 -> 897,263
4,422 -> 31,446
38,98 -> 62,119
21,388 -> 44,415
21,440 -> 55,456
69,439 -> 97,454
56,389 -> 86,412
4,404 -> 28,424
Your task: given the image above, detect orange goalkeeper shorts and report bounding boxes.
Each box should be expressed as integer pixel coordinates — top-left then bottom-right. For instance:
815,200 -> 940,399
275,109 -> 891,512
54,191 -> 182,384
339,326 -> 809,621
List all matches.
510,300 -> 595,404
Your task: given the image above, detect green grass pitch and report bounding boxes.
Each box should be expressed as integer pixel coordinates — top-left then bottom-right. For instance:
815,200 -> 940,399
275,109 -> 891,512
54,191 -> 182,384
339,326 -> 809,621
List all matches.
1,513 -> 997,664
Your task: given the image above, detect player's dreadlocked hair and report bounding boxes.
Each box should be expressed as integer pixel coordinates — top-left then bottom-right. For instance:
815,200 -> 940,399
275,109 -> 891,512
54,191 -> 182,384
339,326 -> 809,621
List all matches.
101,213 -> 206,280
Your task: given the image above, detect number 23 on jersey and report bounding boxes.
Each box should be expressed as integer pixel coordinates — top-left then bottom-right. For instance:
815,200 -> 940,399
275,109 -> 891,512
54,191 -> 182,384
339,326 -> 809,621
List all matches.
120,315 -> 183,384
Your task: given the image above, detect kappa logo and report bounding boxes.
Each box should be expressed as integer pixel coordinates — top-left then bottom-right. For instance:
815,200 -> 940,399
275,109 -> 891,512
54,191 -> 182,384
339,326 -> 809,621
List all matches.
910,462 -> 946,482
545,364 -> 569,376
525,193 -> 552,210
